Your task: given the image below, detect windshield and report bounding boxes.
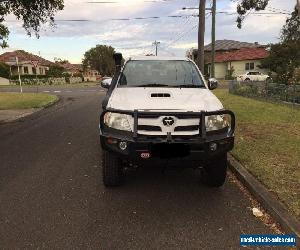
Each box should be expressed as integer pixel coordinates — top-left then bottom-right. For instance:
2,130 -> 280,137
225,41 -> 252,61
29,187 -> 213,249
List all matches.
118,60 -> 205,88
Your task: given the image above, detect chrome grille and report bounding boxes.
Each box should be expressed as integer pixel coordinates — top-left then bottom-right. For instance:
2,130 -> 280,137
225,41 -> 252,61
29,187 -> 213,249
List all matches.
136,115 -> 200,136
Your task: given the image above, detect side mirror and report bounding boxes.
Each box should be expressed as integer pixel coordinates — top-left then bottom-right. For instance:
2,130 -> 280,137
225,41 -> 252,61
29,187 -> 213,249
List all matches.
101,78 -> 112,89
114,52 -> 123,68
208,78 -> 218,90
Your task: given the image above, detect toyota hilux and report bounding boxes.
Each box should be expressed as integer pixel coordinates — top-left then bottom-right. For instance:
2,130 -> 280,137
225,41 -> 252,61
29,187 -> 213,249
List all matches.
100,53 -> 235,187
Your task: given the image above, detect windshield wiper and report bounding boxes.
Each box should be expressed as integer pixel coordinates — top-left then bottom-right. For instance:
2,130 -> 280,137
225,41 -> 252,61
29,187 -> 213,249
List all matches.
175,85 -> 206,88
135,83 -> 170,87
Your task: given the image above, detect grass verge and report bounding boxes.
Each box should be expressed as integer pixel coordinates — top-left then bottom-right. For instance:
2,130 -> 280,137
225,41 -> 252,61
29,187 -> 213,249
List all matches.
0,82 -> 99,88
214,89 -> 300,219
0,92 -> 58,110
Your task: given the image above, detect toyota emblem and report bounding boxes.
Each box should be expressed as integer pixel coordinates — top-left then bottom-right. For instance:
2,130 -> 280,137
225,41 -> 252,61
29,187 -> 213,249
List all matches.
162,117 -> 175,127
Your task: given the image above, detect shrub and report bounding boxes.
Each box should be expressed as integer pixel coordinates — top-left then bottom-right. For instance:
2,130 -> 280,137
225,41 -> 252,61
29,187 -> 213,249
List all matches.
231,84 -> 258,97
231,81 -> 300,104
0,62 -> 10,78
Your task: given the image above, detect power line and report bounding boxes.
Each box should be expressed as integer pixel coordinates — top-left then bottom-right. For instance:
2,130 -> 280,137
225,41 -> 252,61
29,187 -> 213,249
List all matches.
4,14 -> 200,23
115,44 -> 152,50
4,11 -> 289,24
217,11 -> 291,15
164,19 -> 201,49
163,14 -> 196,47
162,12 -> 212,50
142,12 -> 198,55
267,6 -> 292,13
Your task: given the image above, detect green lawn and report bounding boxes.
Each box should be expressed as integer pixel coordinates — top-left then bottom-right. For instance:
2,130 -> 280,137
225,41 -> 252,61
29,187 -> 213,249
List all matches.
0,93 -> 58,110
214,90 -> 300,219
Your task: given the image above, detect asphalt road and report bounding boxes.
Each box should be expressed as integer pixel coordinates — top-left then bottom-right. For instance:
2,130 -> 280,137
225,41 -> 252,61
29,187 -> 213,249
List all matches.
0,86 -> 281,249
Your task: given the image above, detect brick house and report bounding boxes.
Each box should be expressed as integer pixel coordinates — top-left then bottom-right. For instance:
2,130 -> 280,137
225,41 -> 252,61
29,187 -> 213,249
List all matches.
0,50 -> 54,76
210,47 -> 269,79
186,40 -> 269,79
56,61 -> 83,76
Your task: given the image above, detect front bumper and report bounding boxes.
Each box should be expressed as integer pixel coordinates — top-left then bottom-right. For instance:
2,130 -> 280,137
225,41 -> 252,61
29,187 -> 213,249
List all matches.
100,134 -> 234,166
99,109 -> 235,166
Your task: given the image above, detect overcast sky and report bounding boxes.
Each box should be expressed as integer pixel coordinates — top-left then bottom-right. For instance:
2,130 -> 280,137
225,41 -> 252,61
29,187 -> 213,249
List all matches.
1,0 -> 295,63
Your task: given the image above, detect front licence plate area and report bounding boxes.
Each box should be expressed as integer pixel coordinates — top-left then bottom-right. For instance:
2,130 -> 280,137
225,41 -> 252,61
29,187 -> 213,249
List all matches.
151,143 -> 190,158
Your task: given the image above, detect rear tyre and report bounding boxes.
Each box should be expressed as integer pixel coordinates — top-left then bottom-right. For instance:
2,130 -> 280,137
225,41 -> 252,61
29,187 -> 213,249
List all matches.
245,78 -> 250,82
202,154 -> 227,187
102,150 -> 124,187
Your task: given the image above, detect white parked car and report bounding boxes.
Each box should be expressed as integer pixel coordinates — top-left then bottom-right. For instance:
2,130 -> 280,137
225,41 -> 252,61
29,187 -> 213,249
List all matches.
237,71 -> 270,82
101,77 -> 112,88
100,54 -> 235,188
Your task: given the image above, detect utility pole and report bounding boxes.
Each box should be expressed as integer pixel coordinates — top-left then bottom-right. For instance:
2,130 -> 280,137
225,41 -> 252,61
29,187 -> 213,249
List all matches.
298,0 -> 300,17
16,56 -> 22,93
211,0 -> 216,78
153,41 -> 160,56
198,0 -> 206,73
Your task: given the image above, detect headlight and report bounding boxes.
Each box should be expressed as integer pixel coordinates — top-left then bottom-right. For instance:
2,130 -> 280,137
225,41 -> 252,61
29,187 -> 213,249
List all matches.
205,114 -> 231,132
103,112 -> 132,131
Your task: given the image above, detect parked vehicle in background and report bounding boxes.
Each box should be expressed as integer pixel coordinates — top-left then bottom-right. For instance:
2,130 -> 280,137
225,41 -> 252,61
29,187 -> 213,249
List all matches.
99,54 -> 236,188
101,77 -> 112,88
237,71 -> 270,82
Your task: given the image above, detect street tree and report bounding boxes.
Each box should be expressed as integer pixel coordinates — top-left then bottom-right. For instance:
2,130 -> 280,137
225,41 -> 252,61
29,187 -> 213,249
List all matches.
236,0 -> 299,28
47,64 -> 65,77
0,62 -> 9,78
281,6 -> 300,42
261,42 -> 300,83
54,58 -> 70,64
261,8 -> 300,83
0,0 -> 64,47
82,45 -> 116,76
236,0 -> 269,28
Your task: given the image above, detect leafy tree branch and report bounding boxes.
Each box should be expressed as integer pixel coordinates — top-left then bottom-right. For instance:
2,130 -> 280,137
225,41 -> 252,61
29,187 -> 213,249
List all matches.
0,0 -> 64,47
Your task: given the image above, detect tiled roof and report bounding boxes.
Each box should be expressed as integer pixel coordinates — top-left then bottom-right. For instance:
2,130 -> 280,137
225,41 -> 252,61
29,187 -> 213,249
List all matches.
204,39 -> 264,51
214,47 -> 269,63
0,50 -> 54,66
57,62 -> 83,71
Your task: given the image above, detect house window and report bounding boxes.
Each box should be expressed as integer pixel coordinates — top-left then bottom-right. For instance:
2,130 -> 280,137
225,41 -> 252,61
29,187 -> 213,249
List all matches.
24,66 -> 29,74
40,67 -> 44,75
32,67 -> 36,75
245,62 -> 255,70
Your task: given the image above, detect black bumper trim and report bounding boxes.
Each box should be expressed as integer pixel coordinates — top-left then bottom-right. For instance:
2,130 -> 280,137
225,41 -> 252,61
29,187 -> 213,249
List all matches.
100,134 -> 234,164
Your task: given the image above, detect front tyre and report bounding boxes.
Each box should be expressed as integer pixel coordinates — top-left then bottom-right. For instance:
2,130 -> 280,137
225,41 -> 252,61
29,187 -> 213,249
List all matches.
102,151 -> 124,187
202,154 -> 228,187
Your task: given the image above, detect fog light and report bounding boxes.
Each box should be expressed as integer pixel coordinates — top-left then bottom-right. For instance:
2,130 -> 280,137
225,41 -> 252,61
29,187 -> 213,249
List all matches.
119,141 -> 127,150
209,142 -> 217,151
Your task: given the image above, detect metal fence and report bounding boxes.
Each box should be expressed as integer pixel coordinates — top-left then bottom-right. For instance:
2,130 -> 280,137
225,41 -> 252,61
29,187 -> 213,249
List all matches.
229,80 -> 300,105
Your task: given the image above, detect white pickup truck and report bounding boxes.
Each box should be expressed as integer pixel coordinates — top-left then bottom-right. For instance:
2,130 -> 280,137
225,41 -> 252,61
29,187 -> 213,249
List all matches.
100,54 -> 235,188
237,71 -> 270,82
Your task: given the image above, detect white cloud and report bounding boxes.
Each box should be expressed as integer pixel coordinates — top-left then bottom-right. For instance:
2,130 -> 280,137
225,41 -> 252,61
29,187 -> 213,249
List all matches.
2,0 -> 296,63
